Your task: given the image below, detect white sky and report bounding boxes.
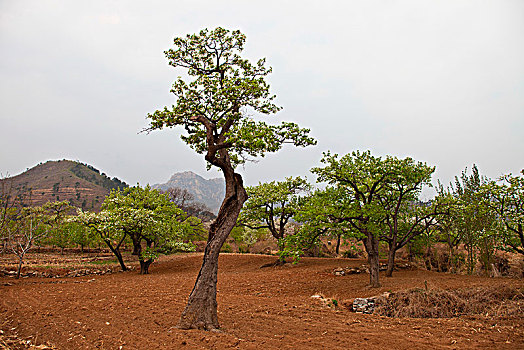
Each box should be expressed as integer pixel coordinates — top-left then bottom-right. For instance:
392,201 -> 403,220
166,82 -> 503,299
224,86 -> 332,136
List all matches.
1,0 -> 523,197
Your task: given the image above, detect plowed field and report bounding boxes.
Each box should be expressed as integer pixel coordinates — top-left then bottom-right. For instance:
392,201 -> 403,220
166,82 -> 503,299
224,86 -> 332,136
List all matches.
1,253 -> 523,349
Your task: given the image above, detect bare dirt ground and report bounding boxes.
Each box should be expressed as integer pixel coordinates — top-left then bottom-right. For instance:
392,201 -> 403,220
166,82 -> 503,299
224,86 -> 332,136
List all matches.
1,253 -> 523,349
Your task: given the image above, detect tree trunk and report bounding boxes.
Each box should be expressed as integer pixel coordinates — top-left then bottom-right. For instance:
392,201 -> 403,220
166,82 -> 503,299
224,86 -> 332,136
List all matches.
407,241 -> 414,262
363,233 -> 380,288
465,242 -> 474,275
385,240 -> 397,277
104,241 -> 127,272
178,172 -> 247,330
16,256 -> 24,279
335,233 -> 341,255
114,249 -> 127,272
132,239 -> 140,256
517,224 -> 524,255
140,259 -> 153,274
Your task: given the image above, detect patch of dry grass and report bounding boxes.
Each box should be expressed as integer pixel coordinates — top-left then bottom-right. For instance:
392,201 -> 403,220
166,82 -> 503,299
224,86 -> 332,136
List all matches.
374,285 -> 524,318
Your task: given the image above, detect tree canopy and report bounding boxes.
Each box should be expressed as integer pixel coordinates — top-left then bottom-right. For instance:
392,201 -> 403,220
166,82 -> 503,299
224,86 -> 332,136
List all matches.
146,27 -> 315,169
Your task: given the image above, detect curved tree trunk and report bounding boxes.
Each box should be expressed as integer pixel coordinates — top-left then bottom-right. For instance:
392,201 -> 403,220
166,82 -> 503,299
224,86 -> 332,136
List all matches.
178,172 -> 247,330
108,244 -> 127,272
102,234 -> 128,272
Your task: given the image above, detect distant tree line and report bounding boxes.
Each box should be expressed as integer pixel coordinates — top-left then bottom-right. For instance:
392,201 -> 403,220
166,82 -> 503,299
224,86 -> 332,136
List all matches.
69,162 -> 128,191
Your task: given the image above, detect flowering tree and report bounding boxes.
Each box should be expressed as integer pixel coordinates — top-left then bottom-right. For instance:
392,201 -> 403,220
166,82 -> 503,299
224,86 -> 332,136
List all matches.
75,210 -> 129,271
145,27 -> 315,330
102,186 -> 199,274
76,186 -> 199,274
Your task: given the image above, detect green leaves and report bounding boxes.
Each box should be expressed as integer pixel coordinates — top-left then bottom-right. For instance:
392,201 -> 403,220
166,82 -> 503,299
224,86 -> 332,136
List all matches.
238,176 -> 310,241
146,27 -> 315,169
485,171 -> 524,254
76,186 -> 202,266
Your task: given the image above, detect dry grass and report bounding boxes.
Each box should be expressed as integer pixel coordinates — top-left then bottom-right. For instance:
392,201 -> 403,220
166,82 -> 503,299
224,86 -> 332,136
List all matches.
374,285 -> 524,318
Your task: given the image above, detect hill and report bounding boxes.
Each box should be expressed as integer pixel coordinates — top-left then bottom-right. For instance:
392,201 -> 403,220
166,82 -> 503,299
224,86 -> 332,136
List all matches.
1,160 -> 127,211
153,171 -> 224,214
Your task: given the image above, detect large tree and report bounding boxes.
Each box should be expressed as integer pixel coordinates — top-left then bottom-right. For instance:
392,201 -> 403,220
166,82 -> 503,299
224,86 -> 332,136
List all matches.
145,27 -> 315,330
376,158 -> 437,277
286,187 -> 353,259
312,151 -> 392,288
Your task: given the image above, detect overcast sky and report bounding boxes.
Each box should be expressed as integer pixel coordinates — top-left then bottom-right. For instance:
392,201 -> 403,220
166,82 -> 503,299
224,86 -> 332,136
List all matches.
1,0 -> 523,196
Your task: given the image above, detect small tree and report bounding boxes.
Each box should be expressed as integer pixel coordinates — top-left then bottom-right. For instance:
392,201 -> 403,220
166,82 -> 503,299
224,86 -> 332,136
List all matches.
238,176 -> 310,260
68,221 -> 96,252
46,223 -> 71,254
1,174 -> 25,253
6,201 -> 69,278
432,184 -> 462,272
145,27 -> 315,329
450,165 -> 498,274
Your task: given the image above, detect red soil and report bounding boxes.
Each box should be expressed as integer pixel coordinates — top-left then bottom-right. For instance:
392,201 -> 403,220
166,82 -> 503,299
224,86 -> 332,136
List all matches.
1,253 -> 523,349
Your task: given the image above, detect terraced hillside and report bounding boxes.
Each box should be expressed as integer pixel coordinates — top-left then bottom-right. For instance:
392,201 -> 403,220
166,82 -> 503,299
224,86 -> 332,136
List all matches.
1,160 -> 127,211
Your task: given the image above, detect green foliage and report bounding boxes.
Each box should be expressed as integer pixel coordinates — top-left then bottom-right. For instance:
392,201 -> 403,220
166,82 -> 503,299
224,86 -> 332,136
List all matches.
278,232 -> 314,262
74,209 -> 126,250
230,226 -> 267,253
238,176 -> 310,245
449,165 -> 499,274
486,170 -> 524,255
378,158 -> 436,245
146,27 -> 316,169
46,221 -> 72,251
311,151 -> 394,237
103,185 -> 203,263
68,221 -> 96,250
283,151 -> 439,283
342,245 -> 361,258
221,243 -> 232,253
69,162 -> 127,191
75,185 -> 202,272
